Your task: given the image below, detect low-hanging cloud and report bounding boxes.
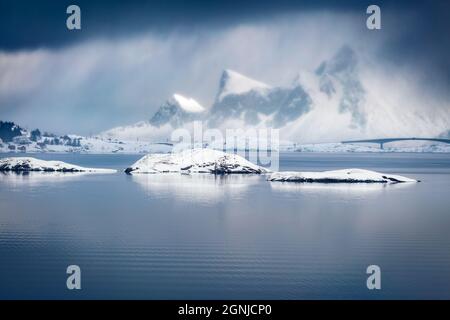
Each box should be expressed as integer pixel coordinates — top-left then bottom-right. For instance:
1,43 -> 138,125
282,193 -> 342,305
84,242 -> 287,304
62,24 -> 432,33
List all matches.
0,10 -> 448,136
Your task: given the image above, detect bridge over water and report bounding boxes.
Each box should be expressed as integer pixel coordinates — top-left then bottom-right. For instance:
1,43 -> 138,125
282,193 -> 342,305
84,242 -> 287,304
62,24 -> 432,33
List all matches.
341,137 -> 450,149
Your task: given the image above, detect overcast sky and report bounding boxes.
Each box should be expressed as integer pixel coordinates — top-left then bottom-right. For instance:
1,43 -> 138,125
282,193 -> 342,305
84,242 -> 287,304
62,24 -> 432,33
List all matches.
0,0 -> 448,135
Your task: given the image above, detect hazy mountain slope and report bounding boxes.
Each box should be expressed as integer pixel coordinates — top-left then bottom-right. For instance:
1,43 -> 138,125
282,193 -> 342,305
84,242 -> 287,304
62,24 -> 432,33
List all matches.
315,45 -> 366,128
279,46 -> 450,142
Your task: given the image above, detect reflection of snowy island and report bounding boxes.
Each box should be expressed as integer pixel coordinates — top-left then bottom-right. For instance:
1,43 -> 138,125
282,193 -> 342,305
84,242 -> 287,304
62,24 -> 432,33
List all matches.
0,157 -> 116,173
268,169 -> 418,183
125,148 -> 268,174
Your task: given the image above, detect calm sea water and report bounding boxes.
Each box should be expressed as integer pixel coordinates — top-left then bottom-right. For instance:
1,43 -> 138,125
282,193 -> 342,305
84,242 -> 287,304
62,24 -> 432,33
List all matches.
0,152 -> 449,299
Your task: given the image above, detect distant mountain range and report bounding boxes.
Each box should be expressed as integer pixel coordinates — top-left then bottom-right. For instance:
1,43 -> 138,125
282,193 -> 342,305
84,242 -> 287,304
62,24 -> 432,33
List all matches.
100,45 -> 450,143
2,45 -> 449,153
208,69 -> 312,129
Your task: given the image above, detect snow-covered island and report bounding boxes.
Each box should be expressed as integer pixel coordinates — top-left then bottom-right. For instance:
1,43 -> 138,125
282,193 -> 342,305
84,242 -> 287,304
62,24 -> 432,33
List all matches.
125,148 -> 268,174
0,157 -> 116,173
268,169 -> 419,183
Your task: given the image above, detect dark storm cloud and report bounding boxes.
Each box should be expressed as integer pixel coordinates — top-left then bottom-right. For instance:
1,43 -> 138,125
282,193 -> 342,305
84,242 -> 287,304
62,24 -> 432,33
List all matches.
0,0 -> 448,135
0,0 -> 392,50
1,0 -> 448,83
374,0 -> 450,94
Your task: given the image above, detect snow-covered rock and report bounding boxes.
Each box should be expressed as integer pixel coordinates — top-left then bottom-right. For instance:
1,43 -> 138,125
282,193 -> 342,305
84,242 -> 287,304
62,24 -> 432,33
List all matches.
0,157 -> 116,173
268,168 -> 418,183
125,148 -> 268,174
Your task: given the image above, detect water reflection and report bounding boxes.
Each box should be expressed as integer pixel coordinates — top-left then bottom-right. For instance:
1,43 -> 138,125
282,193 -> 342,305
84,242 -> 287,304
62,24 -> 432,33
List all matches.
131,173 -> 261,204
0,171 -> 92,187
0,152 -> 449,299
270,180 -> 415,195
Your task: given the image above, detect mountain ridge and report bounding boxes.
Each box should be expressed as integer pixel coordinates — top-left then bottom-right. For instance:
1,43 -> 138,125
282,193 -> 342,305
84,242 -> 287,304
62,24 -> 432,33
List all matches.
98,45 -> 449,143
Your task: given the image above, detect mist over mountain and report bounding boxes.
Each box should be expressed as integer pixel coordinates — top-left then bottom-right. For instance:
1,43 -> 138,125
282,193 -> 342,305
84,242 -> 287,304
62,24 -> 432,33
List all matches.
4,42 -> 450,151
315,45 -> 366,129
100,45 -> 449,143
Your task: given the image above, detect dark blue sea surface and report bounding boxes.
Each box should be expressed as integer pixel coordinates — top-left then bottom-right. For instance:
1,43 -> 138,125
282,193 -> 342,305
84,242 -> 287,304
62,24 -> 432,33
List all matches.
0,152 -> 449,299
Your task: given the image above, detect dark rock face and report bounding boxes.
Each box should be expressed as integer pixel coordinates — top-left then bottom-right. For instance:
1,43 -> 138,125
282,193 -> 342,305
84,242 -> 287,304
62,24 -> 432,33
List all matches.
124,167 -> 134,174
315,45 -> 366,129
149,99 -> 204,128
211,156 -> 266,174
149,101 -> 179,127
0,121 -> 22,142
182,162 -> 265,174
209,85 -> 312,128
210,165 -> 264,174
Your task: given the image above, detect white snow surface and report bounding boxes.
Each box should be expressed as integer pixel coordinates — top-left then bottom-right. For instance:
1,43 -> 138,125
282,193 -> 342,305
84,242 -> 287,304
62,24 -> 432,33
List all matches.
218,69 -> 271,101
173,94 -> 205,113
0,157 -> 116,173
125,148 -> 268,174
268,168 -> 418,183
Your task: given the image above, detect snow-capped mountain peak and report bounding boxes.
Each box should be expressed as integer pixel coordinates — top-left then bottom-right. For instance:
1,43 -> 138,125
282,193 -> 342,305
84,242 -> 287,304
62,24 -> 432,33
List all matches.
149,93 -> 205,128
217,69 -> 271,101
172,93 -> 205,113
